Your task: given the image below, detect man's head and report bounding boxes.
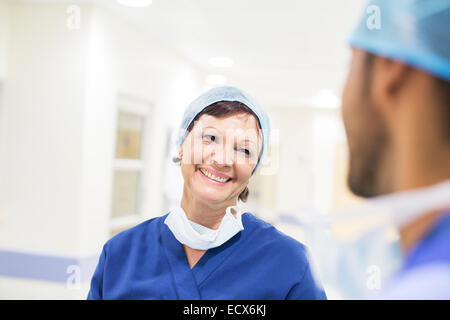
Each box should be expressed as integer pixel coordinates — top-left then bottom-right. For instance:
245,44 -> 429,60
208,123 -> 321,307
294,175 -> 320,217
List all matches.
342,48 -> 450,198
342,0 -> 450,197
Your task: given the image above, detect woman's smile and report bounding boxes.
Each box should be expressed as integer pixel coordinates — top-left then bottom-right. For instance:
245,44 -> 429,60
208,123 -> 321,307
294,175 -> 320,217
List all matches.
198,167 -> 232,185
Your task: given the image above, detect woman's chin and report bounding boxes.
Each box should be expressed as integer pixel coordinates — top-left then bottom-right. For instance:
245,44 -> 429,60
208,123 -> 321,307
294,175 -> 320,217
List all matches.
194,190 -> 229,204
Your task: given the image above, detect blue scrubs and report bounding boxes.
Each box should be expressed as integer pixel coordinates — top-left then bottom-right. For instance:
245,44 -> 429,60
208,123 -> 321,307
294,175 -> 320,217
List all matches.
380,213 -> 450,299
87,212 -> 327,300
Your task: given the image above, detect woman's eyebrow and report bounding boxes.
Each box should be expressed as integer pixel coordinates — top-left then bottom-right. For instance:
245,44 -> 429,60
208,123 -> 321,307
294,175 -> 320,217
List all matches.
237,137 -> 258,147
203,126 -> 219,130
202,126 -> 223,133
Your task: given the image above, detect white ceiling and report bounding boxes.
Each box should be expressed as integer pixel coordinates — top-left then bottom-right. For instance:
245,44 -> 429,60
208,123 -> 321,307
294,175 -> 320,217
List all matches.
10,0 -> 368,108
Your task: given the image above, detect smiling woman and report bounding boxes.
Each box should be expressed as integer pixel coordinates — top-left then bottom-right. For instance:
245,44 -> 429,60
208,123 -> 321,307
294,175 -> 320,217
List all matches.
180,100 -> 262,203
87,86 -> 327,300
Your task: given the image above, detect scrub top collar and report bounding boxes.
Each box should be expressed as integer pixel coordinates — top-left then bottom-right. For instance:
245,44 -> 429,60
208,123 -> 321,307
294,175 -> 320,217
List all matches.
402,211 -> 450,272
160,213 -> 250,299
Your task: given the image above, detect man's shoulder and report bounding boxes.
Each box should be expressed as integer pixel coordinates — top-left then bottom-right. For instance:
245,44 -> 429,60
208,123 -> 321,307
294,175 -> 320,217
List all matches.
378,263 -> 450,299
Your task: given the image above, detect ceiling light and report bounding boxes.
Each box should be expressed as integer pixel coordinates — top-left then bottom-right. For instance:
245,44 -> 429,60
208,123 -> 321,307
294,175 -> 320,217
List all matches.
297,89 -> 340,109
117,0 -> 153,8
208,56 -> 234,68
310,89 -> 340,108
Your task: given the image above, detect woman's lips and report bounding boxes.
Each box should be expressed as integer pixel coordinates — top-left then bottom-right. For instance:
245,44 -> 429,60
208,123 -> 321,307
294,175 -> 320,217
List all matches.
199,167 -> 232,179
198,167 -> 232,185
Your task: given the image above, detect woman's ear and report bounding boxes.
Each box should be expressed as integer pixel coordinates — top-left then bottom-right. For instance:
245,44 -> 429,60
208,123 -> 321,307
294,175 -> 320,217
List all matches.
238,185 -> 249,202
172,148 -> 183,165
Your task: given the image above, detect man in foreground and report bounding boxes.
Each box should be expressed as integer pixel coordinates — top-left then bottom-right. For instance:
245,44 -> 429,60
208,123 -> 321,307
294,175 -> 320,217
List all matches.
341,0 -> 450,298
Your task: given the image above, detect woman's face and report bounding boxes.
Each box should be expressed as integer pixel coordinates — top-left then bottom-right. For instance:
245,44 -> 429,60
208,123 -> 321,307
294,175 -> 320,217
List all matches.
180,112 -> 262,206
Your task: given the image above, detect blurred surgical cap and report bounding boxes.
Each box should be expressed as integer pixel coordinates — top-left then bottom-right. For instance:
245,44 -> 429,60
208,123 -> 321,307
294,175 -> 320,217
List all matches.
349,0 -> 450,82
176,86 -> 271,173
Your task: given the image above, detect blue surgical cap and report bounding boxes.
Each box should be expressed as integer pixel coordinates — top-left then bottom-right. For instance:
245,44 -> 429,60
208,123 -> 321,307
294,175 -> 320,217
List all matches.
176,86 -> 271,172
349,0 -> 450,82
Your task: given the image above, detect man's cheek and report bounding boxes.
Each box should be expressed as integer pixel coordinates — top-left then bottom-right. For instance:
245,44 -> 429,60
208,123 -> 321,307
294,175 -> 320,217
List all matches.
341,82 -> 353,126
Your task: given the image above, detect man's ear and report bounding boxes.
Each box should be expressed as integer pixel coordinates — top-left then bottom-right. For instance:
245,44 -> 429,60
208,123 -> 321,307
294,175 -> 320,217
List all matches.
372,56 -> 413,110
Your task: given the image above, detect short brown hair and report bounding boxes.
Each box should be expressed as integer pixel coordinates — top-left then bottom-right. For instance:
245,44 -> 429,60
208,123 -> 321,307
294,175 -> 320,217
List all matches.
186,101 -> 261,202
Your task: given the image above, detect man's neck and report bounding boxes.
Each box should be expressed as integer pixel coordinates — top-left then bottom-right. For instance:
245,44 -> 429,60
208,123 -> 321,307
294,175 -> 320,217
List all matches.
395,160 -> 450,253
392,141 -> 450,192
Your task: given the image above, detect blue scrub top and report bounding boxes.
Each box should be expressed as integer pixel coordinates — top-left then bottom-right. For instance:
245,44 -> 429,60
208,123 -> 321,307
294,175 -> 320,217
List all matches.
87,212 -> 327,300
381,212 -> 450,299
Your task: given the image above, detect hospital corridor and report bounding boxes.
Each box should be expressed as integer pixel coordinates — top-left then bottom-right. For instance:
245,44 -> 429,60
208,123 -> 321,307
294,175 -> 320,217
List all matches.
0,0 -> 449,301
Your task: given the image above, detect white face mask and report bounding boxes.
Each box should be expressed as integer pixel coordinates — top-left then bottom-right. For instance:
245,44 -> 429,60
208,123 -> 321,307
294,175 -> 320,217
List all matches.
300,180 -> 450,299
164,205 -> 245,250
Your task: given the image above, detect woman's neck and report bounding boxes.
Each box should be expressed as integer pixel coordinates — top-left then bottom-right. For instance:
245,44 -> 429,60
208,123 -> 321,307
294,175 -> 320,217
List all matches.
180,190 -> 236,230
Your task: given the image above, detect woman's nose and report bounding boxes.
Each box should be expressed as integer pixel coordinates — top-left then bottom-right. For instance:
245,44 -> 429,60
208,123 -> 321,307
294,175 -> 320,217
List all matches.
209,143 -> 234,166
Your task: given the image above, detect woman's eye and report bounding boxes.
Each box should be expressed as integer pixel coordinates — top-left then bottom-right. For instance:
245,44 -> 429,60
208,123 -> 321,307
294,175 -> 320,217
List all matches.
237,148 -> 251,156
203,134 -> 216,142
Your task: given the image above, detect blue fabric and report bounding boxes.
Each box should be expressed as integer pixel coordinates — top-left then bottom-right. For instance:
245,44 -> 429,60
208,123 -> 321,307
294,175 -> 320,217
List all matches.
349,0 -> 450,82
403,213 -> 450,271
87,213 -> 327,300
176,86 -> 271,172
380,213 -> 450,299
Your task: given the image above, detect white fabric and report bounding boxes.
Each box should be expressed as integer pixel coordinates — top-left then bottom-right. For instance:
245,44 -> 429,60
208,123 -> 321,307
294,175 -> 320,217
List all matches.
301,179 -> 450,299
164,205 -> 244,250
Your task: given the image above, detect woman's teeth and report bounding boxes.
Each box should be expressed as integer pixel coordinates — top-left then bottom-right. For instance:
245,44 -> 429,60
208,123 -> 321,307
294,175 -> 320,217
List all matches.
199,168 -> 230,183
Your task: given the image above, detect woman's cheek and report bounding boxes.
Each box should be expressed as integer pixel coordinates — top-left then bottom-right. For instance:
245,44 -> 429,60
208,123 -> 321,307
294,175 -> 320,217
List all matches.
183,141 -> 203,165
235,164 -> 253,183
192,144 -> 203,164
